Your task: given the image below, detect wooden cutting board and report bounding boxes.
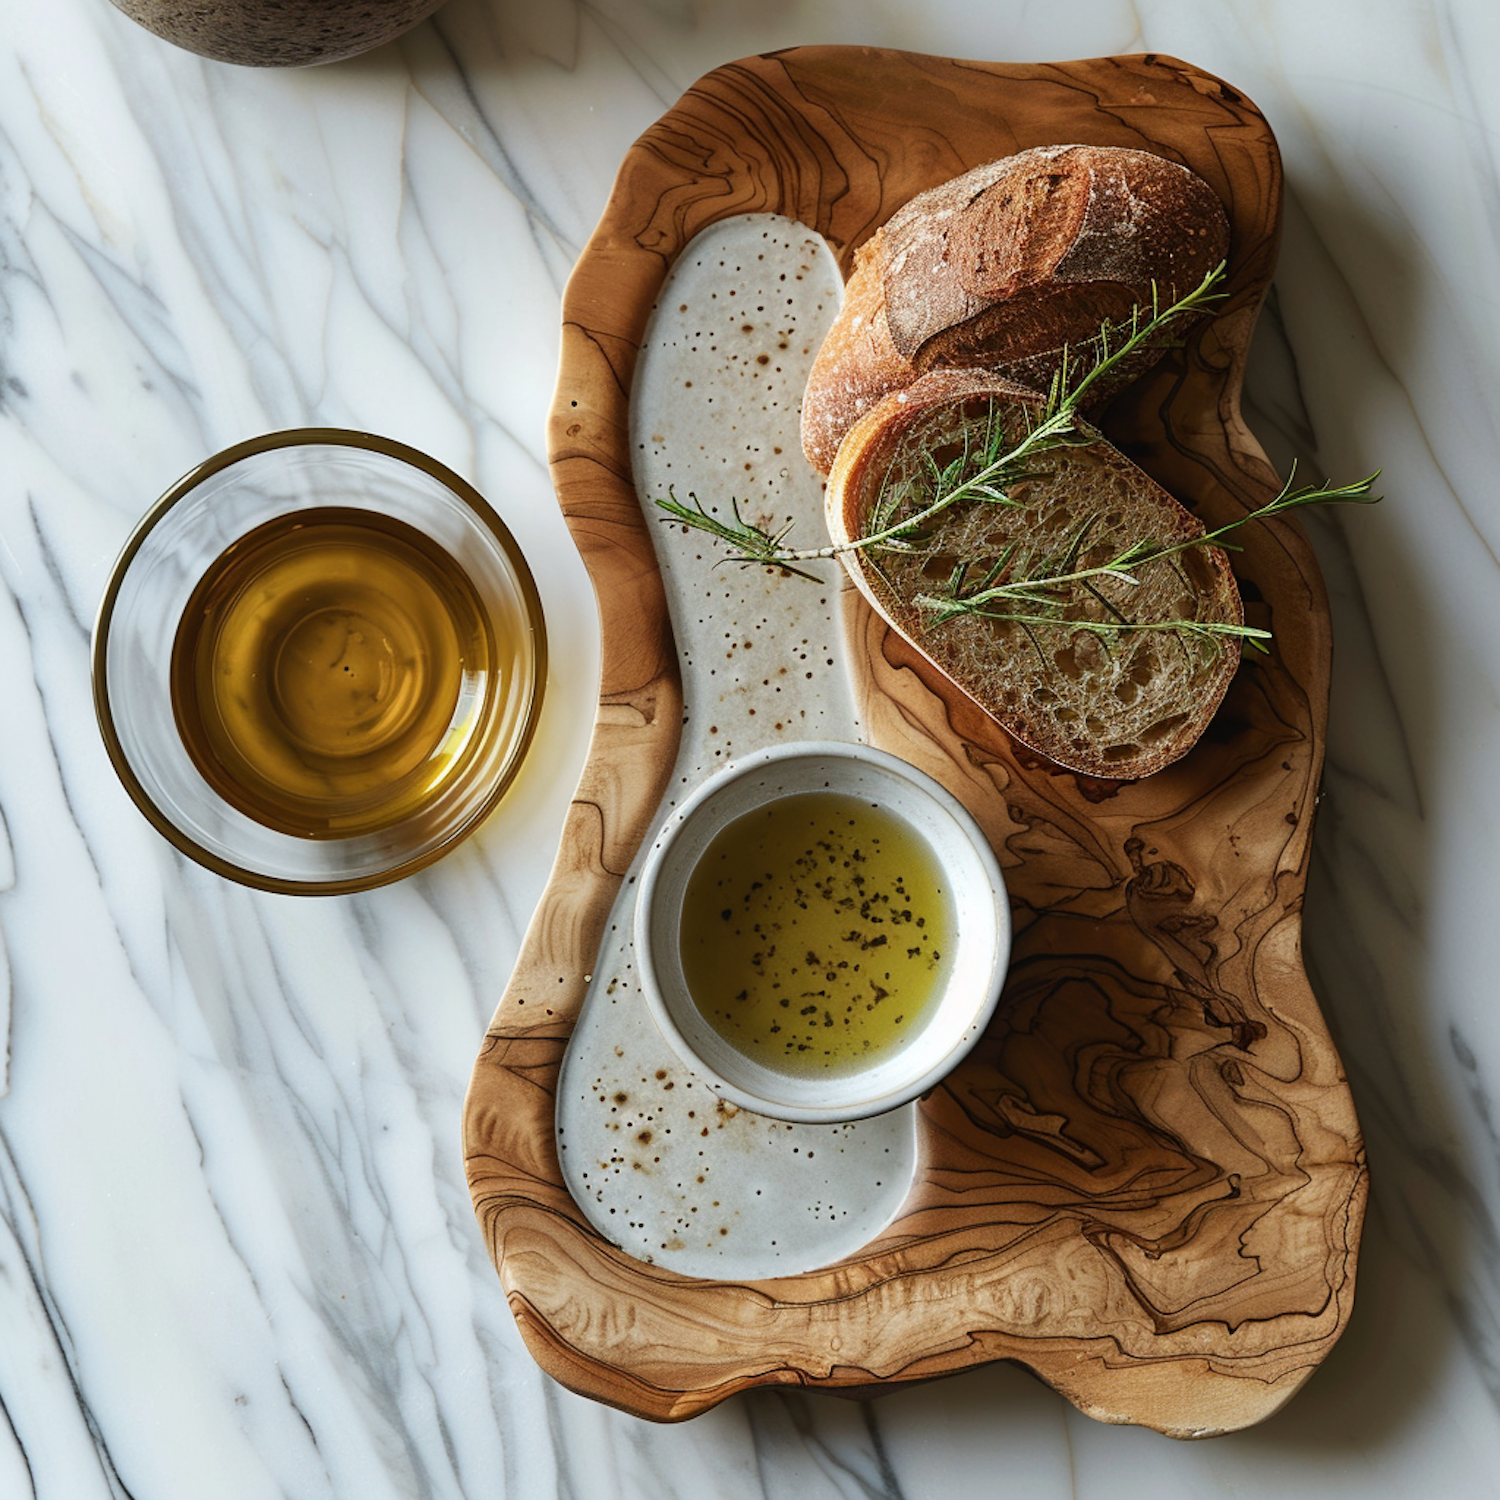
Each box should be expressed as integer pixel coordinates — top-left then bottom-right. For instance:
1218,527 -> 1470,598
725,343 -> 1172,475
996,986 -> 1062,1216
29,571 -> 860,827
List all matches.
463,47 -> 1367,1436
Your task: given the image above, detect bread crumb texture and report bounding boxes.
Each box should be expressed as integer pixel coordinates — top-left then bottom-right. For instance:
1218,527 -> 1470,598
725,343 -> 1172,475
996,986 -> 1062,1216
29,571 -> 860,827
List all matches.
828,375 -> 1242,779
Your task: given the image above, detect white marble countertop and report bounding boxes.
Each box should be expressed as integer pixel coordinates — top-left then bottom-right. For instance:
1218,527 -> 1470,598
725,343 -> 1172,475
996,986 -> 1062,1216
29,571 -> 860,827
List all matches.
2,0 -> 1499,1494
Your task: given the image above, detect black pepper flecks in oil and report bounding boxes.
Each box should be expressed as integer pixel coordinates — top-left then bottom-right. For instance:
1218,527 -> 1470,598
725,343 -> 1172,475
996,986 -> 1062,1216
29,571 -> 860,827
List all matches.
678,791 -> 953,1076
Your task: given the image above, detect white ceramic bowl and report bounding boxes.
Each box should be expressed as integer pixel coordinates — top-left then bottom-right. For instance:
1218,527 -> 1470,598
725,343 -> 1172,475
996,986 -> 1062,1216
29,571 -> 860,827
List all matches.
634,742 -> 1010,1122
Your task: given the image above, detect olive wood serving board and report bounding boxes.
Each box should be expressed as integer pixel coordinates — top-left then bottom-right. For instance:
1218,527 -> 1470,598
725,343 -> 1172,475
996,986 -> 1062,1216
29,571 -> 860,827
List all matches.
464,47 -> 1368,1435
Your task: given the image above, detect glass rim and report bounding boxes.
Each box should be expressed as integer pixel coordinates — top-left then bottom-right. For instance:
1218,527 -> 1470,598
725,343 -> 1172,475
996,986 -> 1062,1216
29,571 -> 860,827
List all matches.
91,427 -> 548,896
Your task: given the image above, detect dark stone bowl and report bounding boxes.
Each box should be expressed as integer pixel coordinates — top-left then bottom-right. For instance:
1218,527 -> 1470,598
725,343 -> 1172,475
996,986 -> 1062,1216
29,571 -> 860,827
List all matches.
109,0 -> 448,67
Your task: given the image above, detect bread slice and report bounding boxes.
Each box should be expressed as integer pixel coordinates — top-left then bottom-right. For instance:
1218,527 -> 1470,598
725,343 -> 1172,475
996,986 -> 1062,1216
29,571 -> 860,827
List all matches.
826,371 -> 1243,779
802,145 -> 1229,474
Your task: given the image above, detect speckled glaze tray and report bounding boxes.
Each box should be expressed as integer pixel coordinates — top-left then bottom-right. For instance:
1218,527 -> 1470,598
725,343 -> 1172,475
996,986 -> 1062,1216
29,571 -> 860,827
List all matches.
463,47 -> 1368,1435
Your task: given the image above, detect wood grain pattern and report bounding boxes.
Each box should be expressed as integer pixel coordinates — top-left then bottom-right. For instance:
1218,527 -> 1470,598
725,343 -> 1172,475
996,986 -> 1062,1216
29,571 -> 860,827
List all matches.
463,47 -> 1367,1435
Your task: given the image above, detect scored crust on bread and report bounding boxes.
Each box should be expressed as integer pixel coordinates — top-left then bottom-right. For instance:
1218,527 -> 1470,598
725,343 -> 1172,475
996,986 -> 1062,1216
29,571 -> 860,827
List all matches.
802,145 -> 1230,474
826,370 -> 1244,779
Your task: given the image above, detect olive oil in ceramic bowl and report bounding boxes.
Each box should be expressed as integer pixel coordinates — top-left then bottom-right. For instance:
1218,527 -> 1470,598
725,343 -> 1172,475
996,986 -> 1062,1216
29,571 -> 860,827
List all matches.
636,743 -> 1010,1122
678,790 -> 955,1077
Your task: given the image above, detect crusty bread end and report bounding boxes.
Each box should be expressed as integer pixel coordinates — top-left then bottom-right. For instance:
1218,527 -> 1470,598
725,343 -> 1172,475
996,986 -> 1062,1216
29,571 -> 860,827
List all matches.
802,145 -> 1230,475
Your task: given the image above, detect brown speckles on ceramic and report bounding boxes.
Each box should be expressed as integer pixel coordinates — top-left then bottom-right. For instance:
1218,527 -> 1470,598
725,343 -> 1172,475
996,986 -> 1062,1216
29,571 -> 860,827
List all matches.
554,216 -> 920,1278
108,0 -> 447,66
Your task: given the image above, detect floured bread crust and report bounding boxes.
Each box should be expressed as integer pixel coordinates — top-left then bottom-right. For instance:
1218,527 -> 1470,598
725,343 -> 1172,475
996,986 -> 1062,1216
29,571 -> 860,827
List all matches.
826,371 -> 1243,779
801,145 -> 1230,474
800,231 -> 910,476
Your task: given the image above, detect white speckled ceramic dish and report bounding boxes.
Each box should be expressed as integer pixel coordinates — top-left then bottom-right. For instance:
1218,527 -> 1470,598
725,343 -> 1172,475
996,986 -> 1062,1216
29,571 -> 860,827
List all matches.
556,214 -> 935,1277
635,742 -> 1010,1123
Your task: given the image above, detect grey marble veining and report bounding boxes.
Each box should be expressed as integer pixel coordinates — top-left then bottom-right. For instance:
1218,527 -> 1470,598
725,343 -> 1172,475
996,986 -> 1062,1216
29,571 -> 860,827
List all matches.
3,0 -> 1500,1495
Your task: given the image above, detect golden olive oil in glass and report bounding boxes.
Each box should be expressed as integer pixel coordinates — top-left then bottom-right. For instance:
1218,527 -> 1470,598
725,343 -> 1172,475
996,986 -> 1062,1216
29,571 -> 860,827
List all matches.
678,791 -> 955,1076
171,507 -> 497,838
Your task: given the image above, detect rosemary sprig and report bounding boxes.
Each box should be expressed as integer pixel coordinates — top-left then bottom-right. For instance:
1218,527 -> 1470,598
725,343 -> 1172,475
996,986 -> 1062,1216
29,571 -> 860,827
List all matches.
652,260 -> 1381,651
654,491 -> 827,582
918,466 -> 1381,649
655,262 -> 1232,570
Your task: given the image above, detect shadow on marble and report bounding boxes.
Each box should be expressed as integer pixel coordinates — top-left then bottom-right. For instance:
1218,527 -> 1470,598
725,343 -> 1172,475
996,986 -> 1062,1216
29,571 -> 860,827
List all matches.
716,1211 -> 1452,1494
1253,177 -> 1496,1420
1240,1206 -> 1456,1454
1248,179 -> 1488,1442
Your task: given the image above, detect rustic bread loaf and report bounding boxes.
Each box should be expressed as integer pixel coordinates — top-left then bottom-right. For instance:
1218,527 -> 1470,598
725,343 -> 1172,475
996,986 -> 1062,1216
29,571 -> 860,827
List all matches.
826,371 -> 1243,779
802,145 -> 1230,474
